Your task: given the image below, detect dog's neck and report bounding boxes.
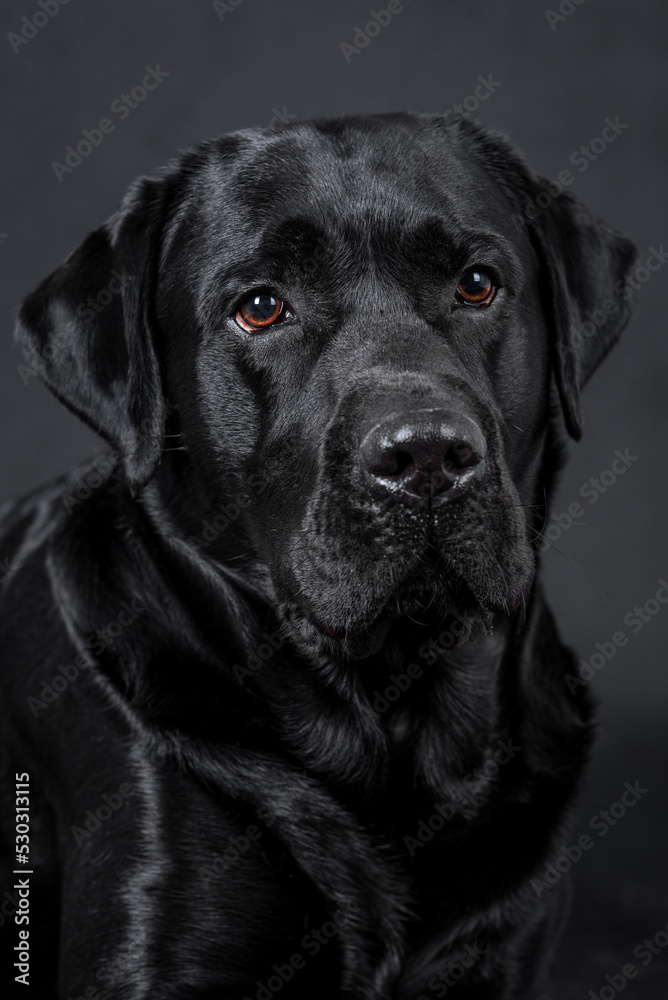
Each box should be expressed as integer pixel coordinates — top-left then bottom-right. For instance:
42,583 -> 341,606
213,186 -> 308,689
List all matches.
52,456 -> 585,822
106,476 -> 533,805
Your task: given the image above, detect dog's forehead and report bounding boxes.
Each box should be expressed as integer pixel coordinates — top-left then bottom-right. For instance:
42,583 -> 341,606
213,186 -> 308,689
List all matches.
183,118 -> 519,242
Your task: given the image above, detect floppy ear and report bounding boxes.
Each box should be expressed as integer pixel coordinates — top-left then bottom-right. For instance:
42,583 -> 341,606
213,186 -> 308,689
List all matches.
526,184 -> 637,439
454,115 -> 637,440
15,174 -> 171,492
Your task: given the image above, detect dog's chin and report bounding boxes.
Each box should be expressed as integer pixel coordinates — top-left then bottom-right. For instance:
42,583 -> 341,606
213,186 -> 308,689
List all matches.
280,602 -> 395,660
279,579 -> 491,661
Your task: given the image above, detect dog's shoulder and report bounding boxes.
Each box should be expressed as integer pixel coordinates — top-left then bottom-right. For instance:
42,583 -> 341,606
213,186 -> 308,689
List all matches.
0,454 -> 128,684
0,453 -> 119,581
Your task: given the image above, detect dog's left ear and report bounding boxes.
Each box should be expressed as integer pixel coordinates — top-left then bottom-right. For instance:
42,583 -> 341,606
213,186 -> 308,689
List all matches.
455,115 -> 637,440
525,183 -> 637,440
16,173 -> 172,492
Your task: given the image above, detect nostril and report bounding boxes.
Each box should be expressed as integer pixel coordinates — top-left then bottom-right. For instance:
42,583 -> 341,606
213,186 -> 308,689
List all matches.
445,442 -> 482,472
367,448 -> 415,478
394,450 -> 414,476
360,410 -> 487,505
370,443 -> 481,482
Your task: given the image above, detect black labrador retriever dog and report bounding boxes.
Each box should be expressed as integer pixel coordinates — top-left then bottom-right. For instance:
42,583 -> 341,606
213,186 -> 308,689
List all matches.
1,113 -> 635,999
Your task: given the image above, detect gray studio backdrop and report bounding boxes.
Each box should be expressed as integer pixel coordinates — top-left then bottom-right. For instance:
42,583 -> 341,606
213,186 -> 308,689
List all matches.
1,0 -> 666,994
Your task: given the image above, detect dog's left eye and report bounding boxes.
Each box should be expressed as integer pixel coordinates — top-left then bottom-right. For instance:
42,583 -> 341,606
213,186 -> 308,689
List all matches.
455,271 -> 496,307
235,294 -> 292,332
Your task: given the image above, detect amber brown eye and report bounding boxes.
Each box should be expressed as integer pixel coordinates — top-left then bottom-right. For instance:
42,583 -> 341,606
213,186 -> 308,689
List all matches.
235,294 -> 289,332
455,271 -> 495,307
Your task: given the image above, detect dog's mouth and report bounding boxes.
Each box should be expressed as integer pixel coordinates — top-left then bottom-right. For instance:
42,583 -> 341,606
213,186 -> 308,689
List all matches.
309,616 -> 348,640
269,446 -> 535,660
282,602 -> 394,659
271,508 -> 534,658
280,575 -> 491,660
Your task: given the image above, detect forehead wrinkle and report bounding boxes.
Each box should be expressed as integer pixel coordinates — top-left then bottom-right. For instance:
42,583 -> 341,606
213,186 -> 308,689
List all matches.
206,122 -> 470,227
166,123 -> 529,309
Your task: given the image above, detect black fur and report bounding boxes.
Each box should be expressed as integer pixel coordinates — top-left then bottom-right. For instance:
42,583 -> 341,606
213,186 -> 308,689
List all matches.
0,112 -> 636,998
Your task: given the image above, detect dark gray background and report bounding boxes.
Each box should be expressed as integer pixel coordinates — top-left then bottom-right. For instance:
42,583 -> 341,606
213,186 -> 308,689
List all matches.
1,0 -> 666,995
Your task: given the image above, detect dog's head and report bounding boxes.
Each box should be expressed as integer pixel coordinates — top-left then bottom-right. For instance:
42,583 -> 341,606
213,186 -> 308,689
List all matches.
17,113 -> 636,658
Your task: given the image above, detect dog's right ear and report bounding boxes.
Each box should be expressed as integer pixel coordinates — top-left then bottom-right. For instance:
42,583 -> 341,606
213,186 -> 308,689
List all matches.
16,173 -> 172,493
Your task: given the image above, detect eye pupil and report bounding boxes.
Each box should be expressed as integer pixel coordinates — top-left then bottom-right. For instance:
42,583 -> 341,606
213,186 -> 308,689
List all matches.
248,295 -> 278,321
457,271 -> 495,305
236,294 -> 285,331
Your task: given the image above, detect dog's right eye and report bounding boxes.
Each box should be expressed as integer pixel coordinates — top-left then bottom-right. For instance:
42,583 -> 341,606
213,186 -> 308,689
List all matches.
235,294 -> 292,333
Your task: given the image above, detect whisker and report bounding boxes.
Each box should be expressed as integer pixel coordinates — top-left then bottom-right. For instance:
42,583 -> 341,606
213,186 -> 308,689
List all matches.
539,538 -> 608,604
534,571 -> 568,614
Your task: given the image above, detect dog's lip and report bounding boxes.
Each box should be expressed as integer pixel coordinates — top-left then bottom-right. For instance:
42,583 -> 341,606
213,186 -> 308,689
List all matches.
307,612 -> 387,645
289,605 -> 395,658
307,598 -> 450,646
309,616 -> 348,640
296,577 -> 527,651
305,605 -> 482,660
299,583 -> 454,644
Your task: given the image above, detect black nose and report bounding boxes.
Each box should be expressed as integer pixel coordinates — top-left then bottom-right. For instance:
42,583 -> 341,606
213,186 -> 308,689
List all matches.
360,410 -> 486,505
